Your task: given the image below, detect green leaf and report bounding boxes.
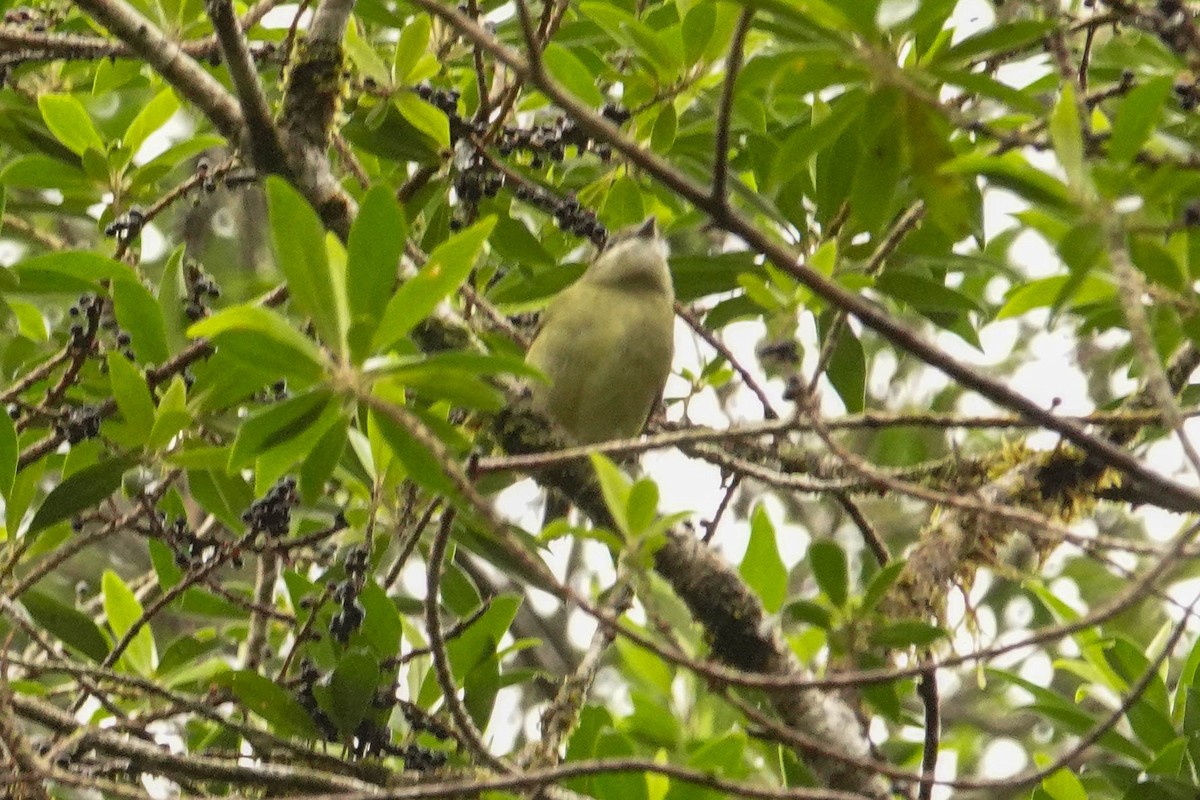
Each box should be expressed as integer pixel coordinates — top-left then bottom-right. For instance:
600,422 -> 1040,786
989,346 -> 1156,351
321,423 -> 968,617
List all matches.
22,591 -> 110,662
1041,768 -> 1088,800
604,176 -> 646,231
785,599 -> 833,629
186,468 -> 254,532
1049,84 -> 1087,192
6,298 -> 47,341
942,151 -> 1073,209
446,595 -> 521,683
861,561 -> 905,612
590,453 -> 631,537
358,579 -> 403,657
393,16 -> 431,82
299,421 -> 346,504
876,272 -> 982,314
157,246 -> 187,353
0,410 -> 15,499
229,389 -> 335,469
113,278 -> 170,365
188,305 -> 326,384
996,274 -> 1116,319
819,311 -> 865,413
1129,236 -> 1185,293
373,217 -> 496,352
220,669 -> 321,739
38,94 -> 106,156
107,353 -> 155,447
347,186 -> 406,362
368,406 -> 454,495
344,22 -> 391,86
935,19 -> 1055,64
651,102 -> 677,153
1109,76 -> 1173,162
149,376 -> 191,450
14,251 -> 136,293
808,540 -> 849,607
266,177 -> 347,357
394,93 -> 450,149
102,569 -> 156,674
123,87 -> 179,157
626,479 -> 659,538
868,620 -> 948,648
542,43 -> 606,106
770,93 -> 866,192
681,3 -> 716,66
326,651 -> 381,736
739,504 -> 787,613
28,456 -> 138,536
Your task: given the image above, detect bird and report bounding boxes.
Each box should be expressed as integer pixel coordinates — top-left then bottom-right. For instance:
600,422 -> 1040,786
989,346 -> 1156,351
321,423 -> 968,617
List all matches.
524,216 -> 675,451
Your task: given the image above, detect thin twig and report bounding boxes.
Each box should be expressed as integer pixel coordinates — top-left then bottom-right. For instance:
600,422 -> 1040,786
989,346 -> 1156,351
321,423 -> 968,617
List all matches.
712,7 -> 752,206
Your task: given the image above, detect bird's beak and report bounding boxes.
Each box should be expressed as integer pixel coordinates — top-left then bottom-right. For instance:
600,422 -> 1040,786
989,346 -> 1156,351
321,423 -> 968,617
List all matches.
635,216 -> 658,239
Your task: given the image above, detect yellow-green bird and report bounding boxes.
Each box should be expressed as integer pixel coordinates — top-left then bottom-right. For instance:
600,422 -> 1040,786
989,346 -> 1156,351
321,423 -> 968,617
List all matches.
525,217 -> 675,446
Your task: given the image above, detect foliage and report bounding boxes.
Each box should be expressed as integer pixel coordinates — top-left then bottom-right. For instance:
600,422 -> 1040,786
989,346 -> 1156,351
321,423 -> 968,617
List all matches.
2,0 -> 1200,798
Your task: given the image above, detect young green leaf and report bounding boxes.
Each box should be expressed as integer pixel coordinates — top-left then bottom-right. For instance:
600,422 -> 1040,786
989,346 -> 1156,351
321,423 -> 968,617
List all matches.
368,407 -> 454,495
589,453 -> 631,537
1049,84 -> 1087,193
219,670 -> 322,739
112,278 -> 170,365
266,177 -> 348,357
38,94 -> 106,156
1108,76 -> 1173,163
28,456 -> 138,536
808,540 -> 849,607
22,590 -> 110,662
228,389 -> 335,469
148,376 -> 191,450
102,569 -> 157,675
739,504 -> 788,613
0,408 -> 16,500
107,353 -> 155,447
326,651 -> 381,736
373,216 -> 496,352
347,186 -> 406,362
188,305 -> 326,384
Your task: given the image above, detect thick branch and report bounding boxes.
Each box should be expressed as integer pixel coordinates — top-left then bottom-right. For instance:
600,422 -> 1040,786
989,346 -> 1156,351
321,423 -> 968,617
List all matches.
72,0 -> 244,143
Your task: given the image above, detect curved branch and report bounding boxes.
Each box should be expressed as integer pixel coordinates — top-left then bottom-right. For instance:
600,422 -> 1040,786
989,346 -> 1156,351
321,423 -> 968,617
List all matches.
72,0 -> 244,142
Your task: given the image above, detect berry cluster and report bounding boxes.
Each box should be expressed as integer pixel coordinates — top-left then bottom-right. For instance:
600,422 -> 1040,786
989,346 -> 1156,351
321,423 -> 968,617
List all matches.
55,405 -> 102,444
194,158 -> 219,196
1175,79 -> 1200,111
413,83 -> 485,145
184,258 -> 221,321
350,717 -> 393,759
104,207 -> 145,244
3,6 -> 51,28
510,184 -> 607,244
330,545 -> 369,644
410,79 -> 626,244
161,514 -> 216,569
296,659 -> 339,740
67,294 -> 102,354
398,742 -> 449,771
453,152 -> 504,205
242,477 -> 298,538
1184,200 -> 1200,227
398,698 -> 454,741
496,104 -> 629,166
1146,0 -> 1200,56
450,149 -> 505,229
